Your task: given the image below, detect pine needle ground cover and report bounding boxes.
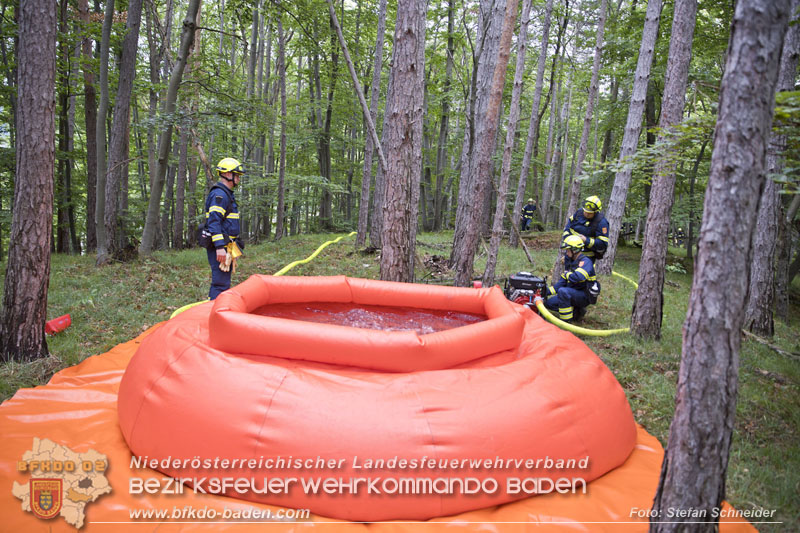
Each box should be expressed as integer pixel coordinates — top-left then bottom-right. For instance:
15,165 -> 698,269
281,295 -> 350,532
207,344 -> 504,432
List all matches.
1,231 -> 798,530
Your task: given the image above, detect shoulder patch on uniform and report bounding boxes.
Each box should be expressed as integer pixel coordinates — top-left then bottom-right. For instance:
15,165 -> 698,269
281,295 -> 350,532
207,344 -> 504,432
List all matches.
602,227 -> 607,234
579,261 -> 585,267
215,195 -> 224,201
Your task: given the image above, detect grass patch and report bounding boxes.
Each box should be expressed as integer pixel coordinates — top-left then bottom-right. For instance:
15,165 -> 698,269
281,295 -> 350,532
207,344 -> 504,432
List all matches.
1,231 -> 798,529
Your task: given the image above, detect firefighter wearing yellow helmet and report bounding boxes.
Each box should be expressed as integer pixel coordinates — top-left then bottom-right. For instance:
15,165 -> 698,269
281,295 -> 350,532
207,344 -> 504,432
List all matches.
521,198 -> 537,231
561,195 -> 609,260
200,157 -> 245,299
544,234 -> 598,322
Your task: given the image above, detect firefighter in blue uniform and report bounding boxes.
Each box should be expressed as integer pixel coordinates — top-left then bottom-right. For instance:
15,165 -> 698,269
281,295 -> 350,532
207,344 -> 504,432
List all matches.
521,198 -> 537,231
545,235 -> 596,322
562,195 -> 609,259
205,157 -> 244,299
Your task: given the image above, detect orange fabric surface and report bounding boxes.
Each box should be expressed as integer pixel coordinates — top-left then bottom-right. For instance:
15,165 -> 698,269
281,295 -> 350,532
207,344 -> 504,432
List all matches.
0,278 -> 755,532
119,276 -> 637,520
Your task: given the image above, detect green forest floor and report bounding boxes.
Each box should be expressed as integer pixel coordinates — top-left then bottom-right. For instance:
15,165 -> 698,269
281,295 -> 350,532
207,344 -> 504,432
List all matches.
1,230 -> 798,530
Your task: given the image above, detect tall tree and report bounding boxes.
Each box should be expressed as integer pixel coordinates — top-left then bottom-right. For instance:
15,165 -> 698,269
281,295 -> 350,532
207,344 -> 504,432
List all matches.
450,0 -> 518,287
511,0 -> 555,247
101,0 -> 144,261
744,2 -> 800,336
140,0 -> 202,255
274,17 -> 288,241
597,0 -> 664,275
563,0 -> 608,217
650,1 -> 791,529
379,0 -> 428,281
94,0 -> 115,263
78,0 -> 98,252
483,0 -> 534,286
356,0 -> 388,247
631,0 -> 697,339
433,0 -> 456,232
0,0 -> 56,362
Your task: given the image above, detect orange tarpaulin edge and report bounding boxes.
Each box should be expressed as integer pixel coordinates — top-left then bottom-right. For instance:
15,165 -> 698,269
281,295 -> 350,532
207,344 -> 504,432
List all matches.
0,325 -> 756,532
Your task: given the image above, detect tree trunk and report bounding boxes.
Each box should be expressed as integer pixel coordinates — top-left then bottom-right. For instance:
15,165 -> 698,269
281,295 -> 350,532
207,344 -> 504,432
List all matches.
379,0 -> 428,282
356,0 -> 388,247
318,18 -> 339,231
0,0 -> 56,362
432,0 -> 456,232
451,0 -> 517,287
564,0 -> 608,219
453,0 -> 507,261
103,0 -> 143,260
597,0 -> 663,274
56,0 -> 70,254
173,128 -> 188,248
686,137 -> 708,260
511,0 -> 554,247
274,18 -> 288,241
140,0 -> 202,255
483,0 -> 534,286
650,2 -> 791,529
78,0 -> 98,252
631,0 -> 697,339
94,0 -> 114,263
370,66 -> 394,248
744,2 -> 800,336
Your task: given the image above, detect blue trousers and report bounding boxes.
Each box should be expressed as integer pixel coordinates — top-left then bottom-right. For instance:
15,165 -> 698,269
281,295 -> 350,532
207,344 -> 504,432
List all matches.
521,218 -> 531,231
545,286 -> 590,321
207,248 -> 231,300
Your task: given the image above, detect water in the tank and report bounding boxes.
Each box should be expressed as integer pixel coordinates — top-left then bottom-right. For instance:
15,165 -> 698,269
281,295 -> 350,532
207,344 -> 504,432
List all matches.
254,302 -> 485,335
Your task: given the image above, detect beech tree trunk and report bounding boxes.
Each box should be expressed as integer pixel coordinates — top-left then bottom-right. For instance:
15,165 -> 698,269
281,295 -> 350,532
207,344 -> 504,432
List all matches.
511,0 -> 554,247
379,0 -> 427,282
140,0 -> 202,255
78,0 -> 98,252
483,0 -> 534,286
274,18 -> 288,241
597,0 -> 663,275
103,0 -> 143,260
433,0 -> 456,232
650,2 -> 791,529
631,0 -> 697,339
0,0 -> 56,362
356,0 -> 388,247
94,0 -> 114,263
564,0 -> 608,218
553,0 -> 608,280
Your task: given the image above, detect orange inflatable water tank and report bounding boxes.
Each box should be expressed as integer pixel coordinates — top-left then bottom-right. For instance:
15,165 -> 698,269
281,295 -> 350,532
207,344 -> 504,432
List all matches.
117,275 -> 637,521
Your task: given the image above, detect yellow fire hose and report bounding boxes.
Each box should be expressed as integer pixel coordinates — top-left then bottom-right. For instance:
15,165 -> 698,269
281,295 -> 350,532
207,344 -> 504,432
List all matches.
533,270 -> 639,337
170,232 -> 357,319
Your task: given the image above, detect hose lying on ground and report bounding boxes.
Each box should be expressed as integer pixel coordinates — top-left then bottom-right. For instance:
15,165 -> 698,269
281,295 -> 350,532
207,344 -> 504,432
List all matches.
532,270 -> 639,337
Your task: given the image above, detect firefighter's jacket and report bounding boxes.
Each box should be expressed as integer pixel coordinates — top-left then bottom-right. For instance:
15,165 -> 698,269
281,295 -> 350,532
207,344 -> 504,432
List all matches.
522,203 -> 537,220
554,253 -> 596,293
204,183 -> 240,249
562,209 -> 610,258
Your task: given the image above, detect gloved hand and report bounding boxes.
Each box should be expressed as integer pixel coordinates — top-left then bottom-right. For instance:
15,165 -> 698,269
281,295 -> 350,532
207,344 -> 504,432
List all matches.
219,250 -> 233,272
216,247 -> 226,263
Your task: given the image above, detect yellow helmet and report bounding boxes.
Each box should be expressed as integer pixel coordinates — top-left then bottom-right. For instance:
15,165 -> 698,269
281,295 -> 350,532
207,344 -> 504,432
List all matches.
561,235 -> 584,252
216,157 -> 245,176
527,198 -> 534,203
583,195 -> 602,212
